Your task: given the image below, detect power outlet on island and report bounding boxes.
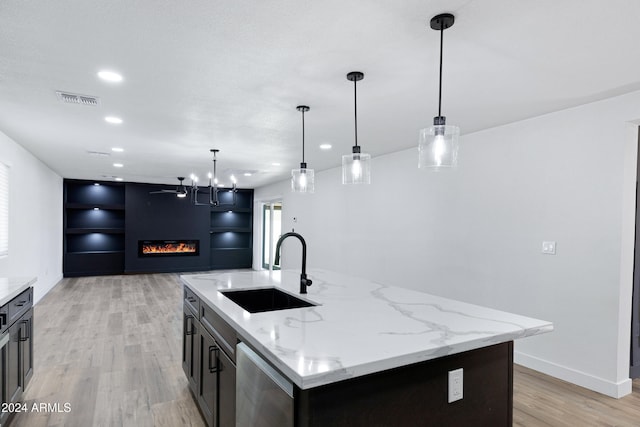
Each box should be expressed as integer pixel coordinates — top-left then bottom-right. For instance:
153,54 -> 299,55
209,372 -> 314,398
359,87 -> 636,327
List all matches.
448,368 -> 463,403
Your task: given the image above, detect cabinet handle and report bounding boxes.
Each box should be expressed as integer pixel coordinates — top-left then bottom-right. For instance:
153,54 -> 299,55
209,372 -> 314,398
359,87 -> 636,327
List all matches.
187,297 -> 197,303
0,313 -> 5,328
19,320 -> 29,341
184,315 -> 195,336
208,345 -> 220,373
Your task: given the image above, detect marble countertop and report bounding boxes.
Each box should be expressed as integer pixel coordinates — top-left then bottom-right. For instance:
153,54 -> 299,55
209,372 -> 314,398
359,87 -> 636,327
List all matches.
0,277 -> 36,306
181,269 -> 552,390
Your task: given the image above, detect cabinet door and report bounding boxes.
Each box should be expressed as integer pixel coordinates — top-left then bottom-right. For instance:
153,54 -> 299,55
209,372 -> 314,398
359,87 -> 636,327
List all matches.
182,307 -> 199,394
198,328 -> 218,427
19,309 -> 33,388
218,347 -> 236,427
0,332 -> 9,426
7,321 -> 22,404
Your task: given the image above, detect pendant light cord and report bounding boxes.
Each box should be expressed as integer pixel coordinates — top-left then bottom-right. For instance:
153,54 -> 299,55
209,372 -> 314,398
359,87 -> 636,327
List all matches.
213,153 -> 217,183
438,23 -> 444,118
353,78 -> 359,147
301,109 -> 306,163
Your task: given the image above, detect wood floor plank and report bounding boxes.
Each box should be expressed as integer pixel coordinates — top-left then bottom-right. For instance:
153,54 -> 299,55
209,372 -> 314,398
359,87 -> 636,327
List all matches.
9,272 -> 640,426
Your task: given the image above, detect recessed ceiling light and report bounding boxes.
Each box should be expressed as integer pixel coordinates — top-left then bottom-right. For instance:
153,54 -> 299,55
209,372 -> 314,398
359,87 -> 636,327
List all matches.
271,162 -> 281,166
111,147 -> 124,152
97,70 -> 123,82
115,177 -> 123,181
113,163 -> 123,168
105,116 -> 123,124
320,143 -> 332,150
243,172 -> 252,177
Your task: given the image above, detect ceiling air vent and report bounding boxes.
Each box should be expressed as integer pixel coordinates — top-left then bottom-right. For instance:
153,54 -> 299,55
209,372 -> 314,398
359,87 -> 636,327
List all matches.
56,91 -> 101,107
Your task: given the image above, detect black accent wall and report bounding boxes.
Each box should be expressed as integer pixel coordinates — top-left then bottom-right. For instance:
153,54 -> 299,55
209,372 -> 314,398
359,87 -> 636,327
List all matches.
63,179 -> 254,277
124,183 -> 211,273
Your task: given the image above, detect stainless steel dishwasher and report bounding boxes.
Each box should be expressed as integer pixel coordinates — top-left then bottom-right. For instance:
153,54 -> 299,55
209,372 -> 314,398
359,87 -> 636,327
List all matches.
236,342 -> 294,427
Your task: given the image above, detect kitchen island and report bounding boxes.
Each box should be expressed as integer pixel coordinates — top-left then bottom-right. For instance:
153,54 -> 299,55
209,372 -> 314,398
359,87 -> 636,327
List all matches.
181,269 -> 552,427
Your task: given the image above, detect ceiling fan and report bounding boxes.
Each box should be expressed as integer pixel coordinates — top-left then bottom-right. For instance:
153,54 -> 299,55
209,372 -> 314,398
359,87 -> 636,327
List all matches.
149,177 -> 188,198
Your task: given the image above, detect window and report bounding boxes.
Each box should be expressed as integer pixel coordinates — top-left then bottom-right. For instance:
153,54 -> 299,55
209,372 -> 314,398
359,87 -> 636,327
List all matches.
0,162 -> 8,258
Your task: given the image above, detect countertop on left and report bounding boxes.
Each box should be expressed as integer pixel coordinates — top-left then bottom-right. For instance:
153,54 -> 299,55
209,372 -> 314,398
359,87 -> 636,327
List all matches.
0,277 -> 36,306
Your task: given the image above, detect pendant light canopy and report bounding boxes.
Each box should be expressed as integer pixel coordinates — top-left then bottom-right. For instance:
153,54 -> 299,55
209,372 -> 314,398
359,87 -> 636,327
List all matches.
418,13 -> 460,170
343,71 -> 371,184
291,105 -> 315,193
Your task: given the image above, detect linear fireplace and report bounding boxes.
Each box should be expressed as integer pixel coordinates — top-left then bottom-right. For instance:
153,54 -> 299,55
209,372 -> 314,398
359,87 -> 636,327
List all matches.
138,240 -> 200,257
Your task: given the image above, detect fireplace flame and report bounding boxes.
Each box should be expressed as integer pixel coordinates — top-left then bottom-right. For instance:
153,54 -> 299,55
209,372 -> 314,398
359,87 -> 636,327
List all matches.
142,242 -> 197,254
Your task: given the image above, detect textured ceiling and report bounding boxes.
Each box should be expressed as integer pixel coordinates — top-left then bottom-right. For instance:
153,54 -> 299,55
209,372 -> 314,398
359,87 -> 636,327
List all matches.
1,0 -> 640,188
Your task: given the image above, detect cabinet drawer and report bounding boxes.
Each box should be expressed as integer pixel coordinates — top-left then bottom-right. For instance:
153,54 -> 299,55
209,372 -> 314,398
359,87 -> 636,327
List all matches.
8,288 -> 32,325
200,303 -> 237,363
0,303 -> 7,333
184,286 -> 199,316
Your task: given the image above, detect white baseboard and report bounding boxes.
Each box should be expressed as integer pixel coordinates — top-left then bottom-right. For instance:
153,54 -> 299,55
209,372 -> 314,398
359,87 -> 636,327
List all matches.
514,351 -> 632,398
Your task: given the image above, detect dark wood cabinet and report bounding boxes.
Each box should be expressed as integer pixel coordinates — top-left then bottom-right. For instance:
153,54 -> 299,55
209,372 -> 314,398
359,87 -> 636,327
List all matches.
7,319 -> 21,404
0,287 -> 34,426
183,305 -> 199,394
183,286 -> 236,427
198,327 -> 218,427
19,309 -> 33,389
217,347 -> 236,427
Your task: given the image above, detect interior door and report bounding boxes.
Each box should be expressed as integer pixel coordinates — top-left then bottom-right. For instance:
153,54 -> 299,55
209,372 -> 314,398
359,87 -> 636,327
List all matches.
262,202 -> 282,270
631,126 -> 640,378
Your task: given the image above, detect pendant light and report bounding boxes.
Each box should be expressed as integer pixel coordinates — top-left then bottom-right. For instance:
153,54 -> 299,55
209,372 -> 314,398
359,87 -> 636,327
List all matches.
342,71 -> 371,184
291,105 -> 314,193
418,13 -> 460,170
191,149 -> 237,206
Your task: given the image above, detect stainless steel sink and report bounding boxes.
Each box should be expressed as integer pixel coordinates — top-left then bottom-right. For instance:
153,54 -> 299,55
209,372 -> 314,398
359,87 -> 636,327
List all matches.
220,287 -> 317,313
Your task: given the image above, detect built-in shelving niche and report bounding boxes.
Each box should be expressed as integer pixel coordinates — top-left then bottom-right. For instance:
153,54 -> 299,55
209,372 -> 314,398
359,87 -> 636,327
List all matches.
63,180 -> 126,276
210,190 -> 253,269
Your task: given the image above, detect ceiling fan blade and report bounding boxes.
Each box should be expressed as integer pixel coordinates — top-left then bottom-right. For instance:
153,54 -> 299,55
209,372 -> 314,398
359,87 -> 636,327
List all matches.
149,189 -> 179,194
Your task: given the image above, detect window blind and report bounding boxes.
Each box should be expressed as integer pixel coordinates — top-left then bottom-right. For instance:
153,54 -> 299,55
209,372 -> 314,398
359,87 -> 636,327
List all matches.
0,162 -> 8,258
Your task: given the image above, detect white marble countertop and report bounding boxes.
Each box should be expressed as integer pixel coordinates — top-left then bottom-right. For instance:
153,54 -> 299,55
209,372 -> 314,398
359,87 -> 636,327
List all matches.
0,277 -> 36,306
181,269 -> 552,390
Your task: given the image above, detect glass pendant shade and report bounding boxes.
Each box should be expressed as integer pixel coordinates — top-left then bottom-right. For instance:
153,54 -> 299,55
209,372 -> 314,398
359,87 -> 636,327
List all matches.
342,150 -> 371,184
418,124 -> 459,169
291,165 -> 314,193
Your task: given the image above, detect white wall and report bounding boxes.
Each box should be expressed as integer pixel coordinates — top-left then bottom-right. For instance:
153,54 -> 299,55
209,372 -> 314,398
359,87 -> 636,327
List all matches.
254,90 -> 640,398
0,131 -> 63,303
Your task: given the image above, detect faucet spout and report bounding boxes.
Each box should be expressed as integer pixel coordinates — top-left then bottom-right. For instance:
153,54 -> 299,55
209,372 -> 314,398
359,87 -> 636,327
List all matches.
274,232 -> 312,294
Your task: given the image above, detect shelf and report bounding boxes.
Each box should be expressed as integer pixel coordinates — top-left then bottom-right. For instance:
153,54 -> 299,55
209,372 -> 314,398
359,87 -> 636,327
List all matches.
210,248 -> 252,269
66,228 -> 125,234
210,228 -> 251,233
64,251 -> 125,276
210,232 -> 251,249
65,203 -> 125,210
210,207 -> 251,213
66,250 -> 124,255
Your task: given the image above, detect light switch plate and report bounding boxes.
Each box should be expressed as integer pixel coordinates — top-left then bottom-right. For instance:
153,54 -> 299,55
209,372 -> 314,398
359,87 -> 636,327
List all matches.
448,368 -> 463,403
542,241 -> 556,255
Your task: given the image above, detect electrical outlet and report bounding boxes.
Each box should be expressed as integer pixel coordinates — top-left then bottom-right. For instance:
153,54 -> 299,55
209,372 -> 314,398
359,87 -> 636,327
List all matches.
542,241 -> 556,255
448,368 -> 463,403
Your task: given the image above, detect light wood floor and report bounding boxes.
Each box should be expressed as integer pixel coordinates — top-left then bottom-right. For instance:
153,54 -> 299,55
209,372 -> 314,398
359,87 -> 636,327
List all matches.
8,273 -> 640,426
